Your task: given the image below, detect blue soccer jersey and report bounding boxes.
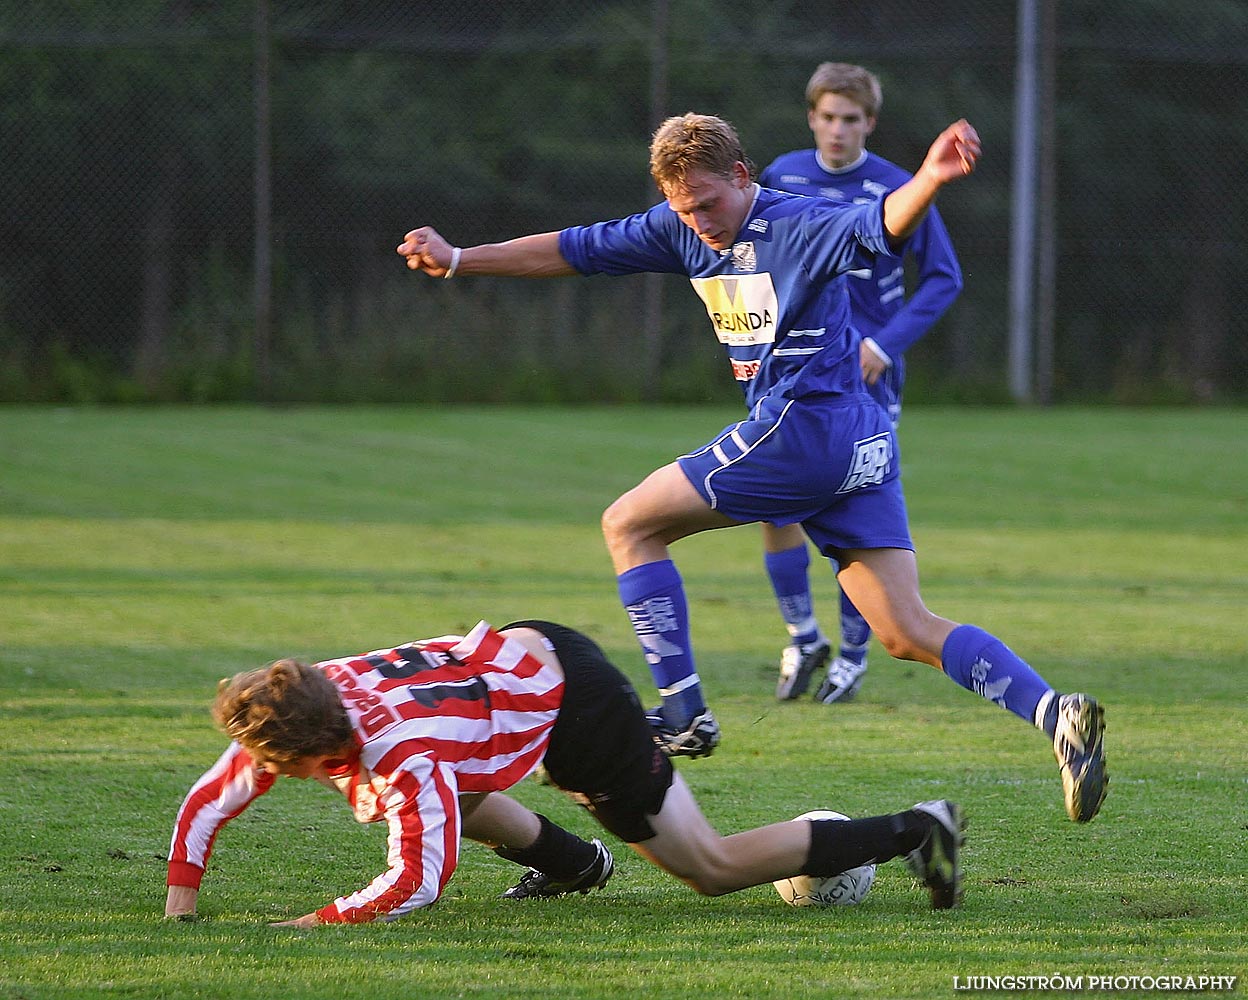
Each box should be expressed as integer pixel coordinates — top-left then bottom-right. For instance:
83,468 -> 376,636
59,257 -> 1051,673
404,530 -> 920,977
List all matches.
558,187 -> 897,410
759,149 -> 962,365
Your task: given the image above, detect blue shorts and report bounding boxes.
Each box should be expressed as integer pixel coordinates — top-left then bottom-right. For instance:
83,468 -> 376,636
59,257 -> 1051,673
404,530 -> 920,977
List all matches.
677,393 -> 913,556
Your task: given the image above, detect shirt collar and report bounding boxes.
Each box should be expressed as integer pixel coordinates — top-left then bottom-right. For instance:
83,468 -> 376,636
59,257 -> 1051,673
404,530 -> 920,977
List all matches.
816,149 -> 869,175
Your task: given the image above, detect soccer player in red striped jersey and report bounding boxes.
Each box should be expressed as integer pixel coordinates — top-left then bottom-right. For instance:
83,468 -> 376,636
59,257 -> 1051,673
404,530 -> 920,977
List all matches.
166,620 -> 613,923
165,620 -> 966,923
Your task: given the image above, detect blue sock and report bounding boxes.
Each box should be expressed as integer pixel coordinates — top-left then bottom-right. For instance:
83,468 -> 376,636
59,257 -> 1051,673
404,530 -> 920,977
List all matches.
838,588 -> 871,667
764,543 -> 821,647
618,559 -> 704,727
941,625 -> 1055,729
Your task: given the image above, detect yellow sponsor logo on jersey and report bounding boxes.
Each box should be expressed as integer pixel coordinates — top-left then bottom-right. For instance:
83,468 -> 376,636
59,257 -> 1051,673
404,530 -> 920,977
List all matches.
689,272 -> 779,346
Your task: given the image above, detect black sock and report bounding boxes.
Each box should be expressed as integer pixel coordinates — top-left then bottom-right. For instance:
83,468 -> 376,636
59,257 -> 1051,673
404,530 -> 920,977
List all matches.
801,812 -> 926,876
494,814 -> 597,880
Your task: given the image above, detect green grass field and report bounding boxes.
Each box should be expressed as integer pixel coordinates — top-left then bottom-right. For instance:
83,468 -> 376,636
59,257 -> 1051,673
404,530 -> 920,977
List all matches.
1,405 -> 1244,999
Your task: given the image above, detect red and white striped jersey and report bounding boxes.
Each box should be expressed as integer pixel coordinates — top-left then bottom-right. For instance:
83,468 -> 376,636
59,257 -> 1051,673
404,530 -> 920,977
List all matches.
167,621 -> 564,923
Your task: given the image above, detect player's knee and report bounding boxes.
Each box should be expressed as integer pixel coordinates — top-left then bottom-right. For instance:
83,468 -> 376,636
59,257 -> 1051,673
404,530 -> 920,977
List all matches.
876,629 -> 921,661
675,847 -> 738,896
874,617 -> 944,666
686,877 -> 731,897
600,498 -> 636,552
681,870 -> 735,896
600,503 -> 621,549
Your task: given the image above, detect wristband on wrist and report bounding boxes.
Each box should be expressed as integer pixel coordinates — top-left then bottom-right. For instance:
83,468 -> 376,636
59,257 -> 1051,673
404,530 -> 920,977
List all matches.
862,336 -> 892,366
444,246 -> 462,279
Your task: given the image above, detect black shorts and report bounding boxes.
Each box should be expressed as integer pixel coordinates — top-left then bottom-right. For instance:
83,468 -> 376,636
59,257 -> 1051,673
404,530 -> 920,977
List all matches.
501,620 -> 674,843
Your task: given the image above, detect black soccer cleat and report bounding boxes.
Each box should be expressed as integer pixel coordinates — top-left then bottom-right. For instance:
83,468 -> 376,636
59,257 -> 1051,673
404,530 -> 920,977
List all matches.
646,707 -> 721,758
905,799 -> 965,909
1052,693 -> 1108,823
500,839 -> 614,900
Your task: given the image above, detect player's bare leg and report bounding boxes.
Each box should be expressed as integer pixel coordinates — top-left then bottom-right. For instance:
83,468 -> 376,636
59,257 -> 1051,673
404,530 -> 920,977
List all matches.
633,773 -> 962,908
833,547 -> 954,665
602,463 -> 741,756
459,792 -> 540,847
601,462 -> 740,574
761,521 -> 806,554
836,546 -> 1108,822
461,792 -> 615,900
630,773 -> 809,895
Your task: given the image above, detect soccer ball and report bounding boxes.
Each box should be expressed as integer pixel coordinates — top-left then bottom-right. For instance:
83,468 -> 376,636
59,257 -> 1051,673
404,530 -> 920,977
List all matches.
772,809 -> 876,907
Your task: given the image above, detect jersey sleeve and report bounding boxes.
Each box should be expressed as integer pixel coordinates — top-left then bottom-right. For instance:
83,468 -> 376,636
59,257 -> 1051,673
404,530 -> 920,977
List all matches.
316,752 -> 461,923
558,204 -> 687,277
799,197 -> 898,282
167,742 -> 276,889
870,207 -> 963,358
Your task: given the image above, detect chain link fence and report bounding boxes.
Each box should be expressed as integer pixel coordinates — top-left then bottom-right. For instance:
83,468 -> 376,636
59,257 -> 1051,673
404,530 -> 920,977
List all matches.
3,0 -> 1246,404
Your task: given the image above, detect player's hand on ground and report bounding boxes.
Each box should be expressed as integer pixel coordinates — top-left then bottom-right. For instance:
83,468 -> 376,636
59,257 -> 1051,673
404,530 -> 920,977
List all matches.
270,912 -> 323,928
397,226 -> 454,276
922,119 -> 981,185
164,884 -> 199,920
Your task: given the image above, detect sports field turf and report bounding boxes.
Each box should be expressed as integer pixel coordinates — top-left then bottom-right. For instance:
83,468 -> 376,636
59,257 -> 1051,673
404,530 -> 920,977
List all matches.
1,405 -> 1244,999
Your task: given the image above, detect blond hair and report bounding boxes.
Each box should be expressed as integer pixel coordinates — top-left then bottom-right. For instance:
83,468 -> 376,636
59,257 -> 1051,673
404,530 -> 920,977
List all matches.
212,659 -> 353,764
805,62 -> 883,118
649,112 -> 755,192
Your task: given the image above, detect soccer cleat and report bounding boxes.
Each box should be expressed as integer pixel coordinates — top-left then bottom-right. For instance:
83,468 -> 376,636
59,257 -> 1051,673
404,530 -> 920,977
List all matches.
776,639 -> 832,700
647,707 -> 721,758
500,839 -> 614,900
905,799 -> 965,909
1052,693 -> 1108,823
813,657 -> 867,704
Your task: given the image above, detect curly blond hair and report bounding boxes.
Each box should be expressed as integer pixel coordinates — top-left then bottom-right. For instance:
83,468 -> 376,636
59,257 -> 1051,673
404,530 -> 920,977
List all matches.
212,659 -> 353,764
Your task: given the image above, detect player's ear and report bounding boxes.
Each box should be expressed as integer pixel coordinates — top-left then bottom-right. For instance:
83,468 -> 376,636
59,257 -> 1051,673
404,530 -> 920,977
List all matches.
732,161 -> 751,188
864,115 -> 878,137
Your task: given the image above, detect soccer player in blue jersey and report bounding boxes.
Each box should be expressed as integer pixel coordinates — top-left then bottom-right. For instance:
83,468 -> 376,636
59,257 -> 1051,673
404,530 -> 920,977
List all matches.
759,63 -> 964,707
397,113 -> 1108,824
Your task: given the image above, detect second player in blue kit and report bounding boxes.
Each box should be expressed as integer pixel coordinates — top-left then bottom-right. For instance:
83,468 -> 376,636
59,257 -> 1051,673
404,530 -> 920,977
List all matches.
759,63 -> 964,706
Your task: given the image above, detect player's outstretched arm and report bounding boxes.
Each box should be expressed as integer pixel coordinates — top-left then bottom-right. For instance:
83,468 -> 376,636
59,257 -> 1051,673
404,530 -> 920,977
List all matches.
882,119 -> 981,243
397,228 -> 578,279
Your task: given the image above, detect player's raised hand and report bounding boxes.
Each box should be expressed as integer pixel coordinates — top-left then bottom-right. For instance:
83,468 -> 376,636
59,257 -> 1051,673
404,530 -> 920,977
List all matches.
921,119 -> 981,186
397,226 -> 455,277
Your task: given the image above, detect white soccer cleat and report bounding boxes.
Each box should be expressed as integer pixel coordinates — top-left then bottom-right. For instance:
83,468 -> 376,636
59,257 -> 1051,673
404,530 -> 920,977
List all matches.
776,639 -> 832,700
813,656 -> 867,704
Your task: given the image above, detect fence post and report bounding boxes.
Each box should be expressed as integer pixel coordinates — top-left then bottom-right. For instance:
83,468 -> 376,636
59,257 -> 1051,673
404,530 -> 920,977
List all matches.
1008,0 -> 1038,403
253,0 -> 273,399
1034,0 -> 1057,405
641,0 -> 669,401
